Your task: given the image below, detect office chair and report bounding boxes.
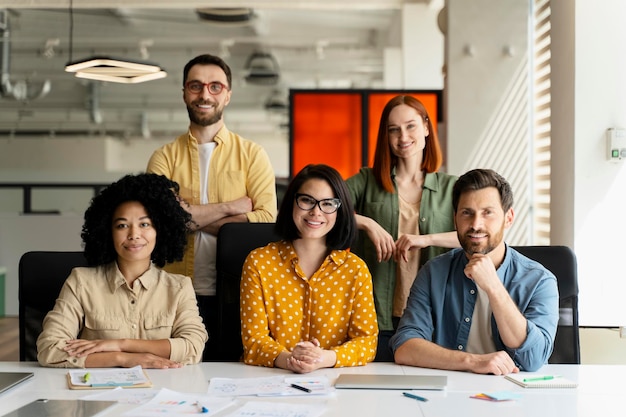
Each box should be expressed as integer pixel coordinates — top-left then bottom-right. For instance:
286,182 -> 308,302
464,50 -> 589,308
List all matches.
214,222 -> 281,361
18,251 -> 88,361
513,245 -> 580,364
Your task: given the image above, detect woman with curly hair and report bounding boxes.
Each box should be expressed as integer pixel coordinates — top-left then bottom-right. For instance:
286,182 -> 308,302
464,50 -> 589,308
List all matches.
37,173 -> 208,368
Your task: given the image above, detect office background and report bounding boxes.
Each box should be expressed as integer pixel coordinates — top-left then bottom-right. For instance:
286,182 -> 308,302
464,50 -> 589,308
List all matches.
0,1 -> 625,362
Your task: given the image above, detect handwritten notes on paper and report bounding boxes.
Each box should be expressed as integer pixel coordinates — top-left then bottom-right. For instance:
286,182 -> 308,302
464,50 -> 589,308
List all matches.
208,375 -> 333,397
121,388 -> 234,417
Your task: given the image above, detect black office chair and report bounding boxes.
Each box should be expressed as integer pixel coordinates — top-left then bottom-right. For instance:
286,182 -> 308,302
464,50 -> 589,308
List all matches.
18,251 -> 88,361
513,245 -> 580,364
214,222 -> 281,361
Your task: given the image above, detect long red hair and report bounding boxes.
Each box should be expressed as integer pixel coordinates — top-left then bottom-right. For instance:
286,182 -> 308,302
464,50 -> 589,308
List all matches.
372,95 -> 442,193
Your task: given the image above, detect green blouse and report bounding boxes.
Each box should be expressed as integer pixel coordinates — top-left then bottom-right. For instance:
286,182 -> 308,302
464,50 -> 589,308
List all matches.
346,168 -> 457,331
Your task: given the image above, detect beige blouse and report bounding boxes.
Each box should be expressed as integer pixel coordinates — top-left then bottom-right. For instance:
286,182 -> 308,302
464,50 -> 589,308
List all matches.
37,262 -> 208,368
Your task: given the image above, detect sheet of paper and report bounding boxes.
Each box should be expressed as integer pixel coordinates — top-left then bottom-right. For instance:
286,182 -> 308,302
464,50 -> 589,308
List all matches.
69,365 -> 149,387
208,375 -> 334,397
81,386 -> 160,404
122,388 -> 234,417
222,401 -> 327,417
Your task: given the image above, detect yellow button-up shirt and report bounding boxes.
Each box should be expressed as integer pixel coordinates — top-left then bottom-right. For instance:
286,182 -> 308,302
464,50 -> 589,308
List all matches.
146,125 -> 277,280
240,241 -> 378,368
36,263 -> 208,368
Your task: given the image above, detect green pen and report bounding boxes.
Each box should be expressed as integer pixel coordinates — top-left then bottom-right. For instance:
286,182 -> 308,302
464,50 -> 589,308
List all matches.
523,375 -> 557,382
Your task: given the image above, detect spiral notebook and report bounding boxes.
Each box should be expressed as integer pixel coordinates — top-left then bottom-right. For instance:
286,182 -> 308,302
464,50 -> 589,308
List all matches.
504,374 -> 577,388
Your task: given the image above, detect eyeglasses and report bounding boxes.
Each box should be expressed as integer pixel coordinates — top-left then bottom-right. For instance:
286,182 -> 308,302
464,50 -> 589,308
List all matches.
295,193 -> 342,214
184,81 -> 228,95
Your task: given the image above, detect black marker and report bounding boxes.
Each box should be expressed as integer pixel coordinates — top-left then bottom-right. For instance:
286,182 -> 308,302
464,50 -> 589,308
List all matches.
290,383 -> 312,393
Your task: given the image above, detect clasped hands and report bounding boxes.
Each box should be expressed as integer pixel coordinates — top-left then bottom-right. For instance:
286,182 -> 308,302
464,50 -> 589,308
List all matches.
285,338 -> 335,373
367,223 -> 426,263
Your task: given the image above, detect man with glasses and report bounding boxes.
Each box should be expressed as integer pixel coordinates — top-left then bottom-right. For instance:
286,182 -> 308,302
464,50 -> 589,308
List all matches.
147,54 -> 277,361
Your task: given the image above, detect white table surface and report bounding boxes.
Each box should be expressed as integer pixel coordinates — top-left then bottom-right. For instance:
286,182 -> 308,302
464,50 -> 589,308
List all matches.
0,361 -> 623,417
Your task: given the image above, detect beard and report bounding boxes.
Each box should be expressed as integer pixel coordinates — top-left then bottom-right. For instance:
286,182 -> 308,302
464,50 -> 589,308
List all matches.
459,227 -> 504,256
186,101 -> 224,126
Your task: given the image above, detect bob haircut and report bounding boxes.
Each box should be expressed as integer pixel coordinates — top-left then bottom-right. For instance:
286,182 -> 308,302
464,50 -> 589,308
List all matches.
372,95 -> 443,193
81,173 -> 191,267
183,53 -> 232,89
275,164 -> 357,250
452,168 -> 514,213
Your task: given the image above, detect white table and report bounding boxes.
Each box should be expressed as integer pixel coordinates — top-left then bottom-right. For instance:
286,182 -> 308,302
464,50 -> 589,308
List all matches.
0,362 -> 623,417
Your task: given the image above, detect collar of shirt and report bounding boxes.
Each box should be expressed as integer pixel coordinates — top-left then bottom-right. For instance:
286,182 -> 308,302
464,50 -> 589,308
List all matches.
187,125 -> 229,146
104,262 -> 160,292
277,240 -> 348,267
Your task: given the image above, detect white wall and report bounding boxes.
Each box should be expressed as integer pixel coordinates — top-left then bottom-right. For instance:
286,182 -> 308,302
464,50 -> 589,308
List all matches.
446,0 -> 531,244
551,0 -> 626,327
0,214 -> 84,315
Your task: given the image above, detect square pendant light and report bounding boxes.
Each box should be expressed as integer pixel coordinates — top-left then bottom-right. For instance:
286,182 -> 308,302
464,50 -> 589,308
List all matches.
65,56 -> 167,84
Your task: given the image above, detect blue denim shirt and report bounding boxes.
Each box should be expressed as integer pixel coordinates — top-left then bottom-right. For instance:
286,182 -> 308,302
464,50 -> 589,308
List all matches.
390,245 -> 559,371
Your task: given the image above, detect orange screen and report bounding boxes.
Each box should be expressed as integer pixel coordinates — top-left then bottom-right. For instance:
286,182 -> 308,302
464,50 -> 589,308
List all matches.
290,90 -> 440,179
291,92 -> 362,180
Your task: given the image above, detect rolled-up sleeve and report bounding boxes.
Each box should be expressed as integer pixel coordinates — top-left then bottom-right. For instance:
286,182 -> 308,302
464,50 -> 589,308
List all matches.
505,271 -> 559,371
37,271 -> 88,368
168,278 -> 209,364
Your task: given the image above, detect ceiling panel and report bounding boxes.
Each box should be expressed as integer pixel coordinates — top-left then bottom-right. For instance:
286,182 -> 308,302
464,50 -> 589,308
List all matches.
0,3 -> 429,138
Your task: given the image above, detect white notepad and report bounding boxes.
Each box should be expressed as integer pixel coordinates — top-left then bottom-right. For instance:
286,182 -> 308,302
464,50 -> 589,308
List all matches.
504,373 -> 578,388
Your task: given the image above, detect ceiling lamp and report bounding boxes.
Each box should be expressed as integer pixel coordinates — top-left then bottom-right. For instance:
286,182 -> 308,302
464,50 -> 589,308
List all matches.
63,0 -> 166,84
65,56 -> 167,84
196,8 -> 255,24
264,89 -> 288,112
244,52 -> 280,86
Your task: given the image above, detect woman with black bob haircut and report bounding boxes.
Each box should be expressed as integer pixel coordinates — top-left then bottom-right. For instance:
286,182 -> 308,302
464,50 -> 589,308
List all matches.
275,164 -> 357,250
240,164 -> 378,373
37,173 -> 208,369
81,173 -> 190,267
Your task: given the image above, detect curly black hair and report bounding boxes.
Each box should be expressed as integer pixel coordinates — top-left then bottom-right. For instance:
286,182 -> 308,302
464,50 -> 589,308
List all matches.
81,173 -> 191,267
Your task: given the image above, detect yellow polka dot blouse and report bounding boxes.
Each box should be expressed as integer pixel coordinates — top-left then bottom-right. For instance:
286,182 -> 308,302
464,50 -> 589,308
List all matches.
240,240 -> 379,367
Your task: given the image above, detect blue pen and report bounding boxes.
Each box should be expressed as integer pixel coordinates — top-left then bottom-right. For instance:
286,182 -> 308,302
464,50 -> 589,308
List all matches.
402,391 -> 428,402
194,401 -> 208,414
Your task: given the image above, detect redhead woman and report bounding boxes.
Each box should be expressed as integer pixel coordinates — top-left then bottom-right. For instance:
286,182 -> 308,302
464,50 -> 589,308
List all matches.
346,95 -> 459,361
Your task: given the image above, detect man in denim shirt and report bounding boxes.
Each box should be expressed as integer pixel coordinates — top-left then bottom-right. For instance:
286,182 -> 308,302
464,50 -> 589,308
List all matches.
391,169 -> 558,374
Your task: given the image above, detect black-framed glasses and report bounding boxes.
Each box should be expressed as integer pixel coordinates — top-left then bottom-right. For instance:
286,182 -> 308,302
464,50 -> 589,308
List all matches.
184,81 -> 228,95
295,193 -> 341,214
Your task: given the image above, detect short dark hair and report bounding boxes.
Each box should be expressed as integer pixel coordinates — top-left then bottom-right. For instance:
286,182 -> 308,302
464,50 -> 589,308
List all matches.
81,173 -> 191,267
183,54 -> 232,89
275,164 -> 357,250
452,168 -> 514,213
